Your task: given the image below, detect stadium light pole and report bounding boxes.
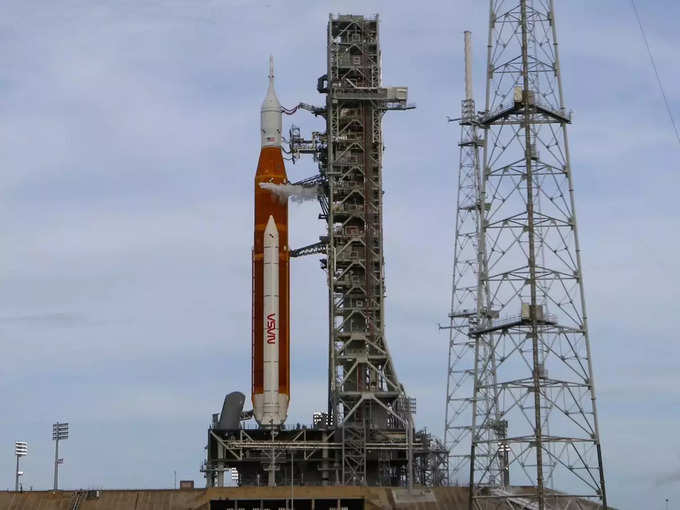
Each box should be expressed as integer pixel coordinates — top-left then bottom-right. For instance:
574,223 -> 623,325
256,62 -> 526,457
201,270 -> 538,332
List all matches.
14,441 -> 28,491
52,422 -> 69,490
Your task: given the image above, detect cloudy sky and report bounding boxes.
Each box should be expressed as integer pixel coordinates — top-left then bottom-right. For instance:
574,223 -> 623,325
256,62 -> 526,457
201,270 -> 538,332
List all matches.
0,1 -> 677,508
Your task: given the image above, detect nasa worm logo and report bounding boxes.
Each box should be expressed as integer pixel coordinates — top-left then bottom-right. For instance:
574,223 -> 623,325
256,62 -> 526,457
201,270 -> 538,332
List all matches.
266,313 -> 277,344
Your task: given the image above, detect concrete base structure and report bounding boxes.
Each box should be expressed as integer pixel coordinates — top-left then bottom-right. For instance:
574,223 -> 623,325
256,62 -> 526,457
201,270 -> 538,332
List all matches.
0,487 -> 608,510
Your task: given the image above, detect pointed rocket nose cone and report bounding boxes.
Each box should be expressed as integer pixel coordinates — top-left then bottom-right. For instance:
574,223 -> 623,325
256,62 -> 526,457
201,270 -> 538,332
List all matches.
264,215 -> 278,236
261,55 -> 282,148
261,55 -> 281,112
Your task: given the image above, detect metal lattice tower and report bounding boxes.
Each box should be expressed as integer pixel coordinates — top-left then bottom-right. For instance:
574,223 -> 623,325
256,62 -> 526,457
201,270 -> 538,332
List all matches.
324,14 -> 412,485
443,31 -> 488,486
287,14 -> 450,488
467,1 -> 608,508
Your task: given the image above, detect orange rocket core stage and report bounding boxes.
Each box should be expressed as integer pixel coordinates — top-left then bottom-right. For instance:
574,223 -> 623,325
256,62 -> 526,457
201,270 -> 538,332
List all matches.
252,146 -> 290,411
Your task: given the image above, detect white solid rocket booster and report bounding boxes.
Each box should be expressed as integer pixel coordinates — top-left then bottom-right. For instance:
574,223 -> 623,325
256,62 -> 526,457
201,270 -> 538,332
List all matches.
261,215 -> 284,426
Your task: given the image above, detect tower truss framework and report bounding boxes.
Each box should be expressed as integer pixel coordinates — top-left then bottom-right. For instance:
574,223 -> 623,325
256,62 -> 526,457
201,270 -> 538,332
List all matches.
324,14 -> 413,485
466,1 -> 608,508
443,32 -> 487,486
288,14 -> 449,487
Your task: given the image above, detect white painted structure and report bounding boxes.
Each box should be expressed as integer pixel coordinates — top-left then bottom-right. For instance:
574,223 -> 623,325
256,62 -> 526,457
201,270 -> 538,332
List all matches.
260,56 -> 282,148
253,215 -> 287,426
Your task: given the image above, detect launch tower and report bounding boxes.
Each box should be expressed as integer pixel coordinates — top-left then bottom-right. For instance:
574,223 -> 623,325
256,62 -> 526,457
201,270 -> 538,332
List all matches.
323,14 -> 412,486
292,13 -> 447,487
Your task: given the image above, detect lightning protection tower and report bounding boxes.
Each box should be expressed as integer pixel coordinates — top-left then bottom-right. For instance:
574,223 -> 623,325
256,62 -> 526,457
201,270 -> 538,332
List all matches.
468,1 -> 608,508
443,31 -> 488,486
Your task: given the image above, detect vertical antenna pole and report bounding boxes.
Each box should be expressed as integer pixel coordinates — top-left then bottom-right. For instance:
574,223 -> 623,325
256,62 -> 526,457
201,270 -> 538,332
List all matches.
464,31 -> 474,101
446,28 -> 492,493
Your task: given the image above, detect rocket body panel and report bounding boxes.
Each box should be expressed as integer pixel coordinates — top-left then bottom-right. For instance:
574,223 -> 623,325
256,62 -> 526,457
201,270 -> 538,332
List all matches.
261,216 -> 282,425
252,148 -> 290,427
252,61 -> 289,426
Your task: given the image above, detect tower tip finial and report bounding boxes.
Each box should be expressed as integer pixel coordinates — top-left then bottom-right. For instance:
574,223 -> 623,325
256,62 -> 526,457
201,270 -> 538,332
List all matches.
269,55 -> 274,81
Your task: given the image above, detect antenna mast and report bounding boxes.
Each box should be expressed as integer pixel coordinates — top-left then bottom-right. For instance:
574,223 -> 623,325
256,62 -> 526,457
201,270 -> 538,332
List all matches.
443,30 -> 492,486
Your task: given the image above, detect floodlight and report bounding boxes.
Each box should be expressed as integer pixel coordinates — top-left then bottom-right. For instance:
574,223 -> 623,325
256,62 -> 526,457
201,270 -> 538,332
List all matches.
52,421 -> 69,490
15,442 -> 28,457
14,441 -> 28,491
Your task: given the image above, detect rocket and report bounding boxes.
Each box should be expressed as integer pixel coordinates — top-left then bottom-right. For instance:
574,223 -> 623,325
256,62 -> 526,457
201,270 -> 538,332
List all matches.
252,57 -> 289,428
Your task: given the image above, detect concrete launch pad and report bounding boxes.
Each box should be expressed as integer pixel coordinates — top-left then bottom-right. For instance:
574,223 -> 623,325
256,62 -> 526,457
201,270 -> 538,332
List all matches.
0,487 -> 608,510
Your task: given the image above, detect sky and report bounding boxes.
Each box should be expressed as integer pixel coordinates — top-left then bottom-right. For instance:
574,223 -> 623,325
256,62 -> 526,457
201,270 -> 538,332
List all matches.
0,1 -> 677,509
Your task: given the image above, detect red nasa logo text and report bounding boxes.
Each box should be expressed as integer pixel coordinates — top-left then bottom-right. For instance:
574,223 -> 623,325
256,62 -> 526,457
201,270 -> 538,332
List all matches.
266,313 -> 277,344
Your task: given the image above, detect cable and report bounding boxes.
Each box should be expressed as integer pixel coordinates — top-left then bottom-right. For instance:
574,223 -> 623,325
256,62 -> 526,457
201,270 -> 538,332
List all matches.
630,0 -> 680,147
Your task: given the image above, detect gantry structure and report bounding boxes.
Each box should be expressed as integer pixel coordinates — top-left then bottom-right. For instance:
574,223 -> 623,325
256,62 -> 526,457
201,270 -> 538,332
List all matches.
322,14 -> 415,486
293,13 -> 450,487
445,1 -> 608,509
